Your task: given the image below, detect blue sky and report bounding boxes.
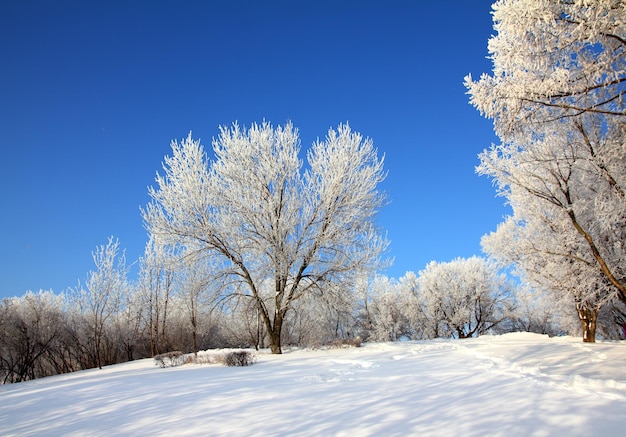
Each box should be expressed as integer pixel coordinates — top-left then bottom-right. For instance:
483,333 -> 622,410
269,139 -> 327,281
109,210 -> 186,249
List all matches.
0,1 -> 505,298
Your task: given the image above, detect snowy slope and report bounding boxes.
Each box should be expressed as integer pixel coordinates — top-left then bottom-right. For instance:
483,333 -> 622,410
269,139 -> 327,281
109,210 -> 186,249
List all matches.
1,333 -> 625,436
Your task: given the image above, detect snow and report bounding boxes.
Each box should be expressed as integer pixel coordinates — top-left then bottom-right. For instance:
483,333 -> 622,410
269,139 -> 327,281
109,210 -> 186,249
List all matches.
2,333 -> 626,436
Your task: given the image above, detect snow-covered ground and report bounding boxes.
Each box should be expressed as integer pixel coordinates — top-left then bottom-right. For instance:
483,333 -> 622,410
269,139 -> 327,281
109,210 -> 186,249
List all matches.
2,332 -> 626,436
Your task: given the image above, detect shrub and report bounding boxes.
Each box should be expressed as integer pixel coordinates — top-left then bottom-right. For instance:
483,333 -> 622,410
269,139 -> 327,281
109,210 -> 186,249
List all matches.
181,349 -> 257,367
154,351 -> 184,368
222,350 -> 256,367
186,352 -> 219,366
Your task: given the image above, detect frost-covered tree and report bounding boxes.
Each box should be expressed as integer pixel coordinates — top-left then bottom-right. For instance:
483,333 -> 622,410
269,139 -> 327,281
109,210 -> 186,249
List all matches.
221,293 -> 266,349
466,0 -> 626,323
0,291 -> 67,383
476,120 -> 626,309
111,283 -> 146,362
509,285 -> 574,337
143,122 -> 387,353
364,274 -> 422,342
282,278 -> 359,347
174,250 -> 218,356
70,237 -> 129,368
482,205 -> 619,342
465,0 -> 625,137
137,237 -> 176,356
598,298 -> 626,340
417,257 -> 514,339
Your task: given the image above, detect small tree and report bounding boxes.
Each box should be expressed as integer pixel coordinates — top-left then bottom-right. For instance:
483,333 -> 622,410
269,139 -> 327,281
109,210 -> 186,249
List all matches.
112,284 -> 146,362
137,237 -> 176,357
71,237 -> 129,369
143,122 -> 388,353
364,274 -> 419,342
175,251 -> 216,356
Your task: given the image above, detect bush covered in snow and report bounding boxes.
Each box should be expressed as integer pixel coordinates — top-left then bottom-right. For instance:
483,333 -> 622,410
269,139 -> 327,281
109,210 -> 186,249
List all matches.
222,350 -> 256,367
153,351 -> 184,368
181,349 -> 257,367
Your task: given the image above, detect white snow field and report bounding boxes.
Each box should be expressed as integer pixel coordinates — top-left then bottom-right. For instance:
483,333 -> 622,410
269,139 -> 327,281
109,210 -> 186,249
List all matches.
2,332 -> 626,436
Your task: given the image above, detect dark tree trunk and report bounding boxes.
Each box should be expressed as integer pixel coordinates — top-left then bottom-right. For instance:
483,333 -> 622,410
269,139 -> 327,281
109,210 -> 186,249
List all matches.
191,312 -> 198,357
268,330 -> 282,354
577,303 -> 598,343
267,311 -> 284,354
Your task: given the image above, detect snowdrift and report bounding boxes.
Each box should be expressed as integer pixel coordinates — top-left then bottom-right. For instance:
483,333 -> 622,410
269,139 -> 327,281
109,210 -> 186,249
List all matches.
1,333 -> 625,436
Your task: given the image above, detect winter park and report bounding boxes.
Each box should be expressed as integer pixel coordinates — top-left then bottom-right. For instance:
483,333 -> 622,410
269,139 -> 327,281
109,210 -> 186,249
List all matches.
2,0 -> 626,435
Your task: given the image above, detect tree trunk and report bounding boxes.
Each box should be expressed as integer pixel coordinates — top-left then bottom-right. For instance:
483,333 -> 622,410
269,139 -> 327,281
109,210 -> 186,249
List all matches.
576,303 -> 598,343
267,312 -> 284,354
94,325 -> 103,369
149,314 -> 156,357
191,310 -> 198,357
255,308 -> 261,351
268,332 -> 282,354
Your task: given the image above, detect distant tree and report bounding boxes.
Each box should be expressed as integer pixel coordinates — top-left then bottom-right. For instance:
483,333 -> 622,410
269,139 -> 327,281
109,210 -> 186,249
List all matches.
137,237 -> 175,356
507,285 -> 574,337
364,275 -> 418,342
70,237 -> 129,368
417,257 -> 514,339
112,283 -> 146,362
465,0 -> 626,338
394,271 -> 439,340
222,292 -> 266,350
284,279 -> 359,347
143,122 -> 388,353
0,291 -> 66,383
175,251 -> 216,356
598,298 -> 626,340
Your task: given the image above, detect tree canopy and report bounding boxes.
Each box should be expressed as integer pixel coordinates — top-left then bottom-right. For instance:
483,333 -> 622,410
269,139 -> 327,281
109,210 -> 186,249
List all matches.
143,121 -> 388,353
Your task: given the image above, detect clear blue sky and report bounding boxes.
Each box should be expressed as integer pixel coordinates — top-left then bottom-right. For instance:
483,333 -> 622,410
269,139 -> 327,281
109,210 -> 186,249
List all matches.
0,0 -> 506,298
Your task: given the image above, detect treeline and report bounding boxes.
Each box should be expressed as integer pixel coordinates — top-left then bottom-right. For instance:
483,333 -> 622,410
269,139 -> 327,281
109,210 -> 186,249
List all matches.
3,244 -> 624,384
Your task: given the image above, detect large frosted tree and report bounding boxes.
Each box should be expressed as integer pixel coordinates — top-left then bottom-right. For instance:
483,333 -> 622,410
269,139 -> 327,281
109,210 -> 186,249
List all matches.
466,0 -> 625,136
466,0 -> 626,335
143,122 -> 387,353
